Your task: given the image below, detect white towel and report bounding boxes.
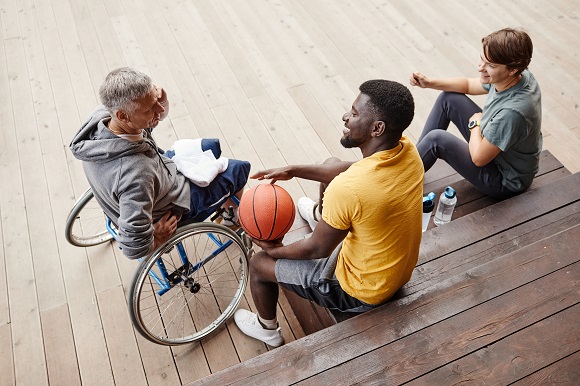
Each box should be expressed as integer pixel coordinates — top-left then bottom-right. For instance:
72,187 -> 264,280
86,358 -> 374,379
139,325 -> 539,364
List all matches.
171,139 -> 229,187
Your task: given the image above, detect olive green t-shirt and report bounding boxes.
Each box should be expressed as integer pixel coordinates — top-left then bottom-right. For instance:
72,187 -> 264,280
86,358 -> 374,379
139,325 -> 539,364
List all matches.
481,70 -> 542,192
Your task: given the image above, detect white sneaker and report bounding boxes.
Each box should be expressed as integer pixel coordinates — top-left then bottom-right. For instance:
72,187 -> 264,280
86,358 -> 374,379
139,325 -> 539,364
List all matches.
297,197 -> 319,231
234,309 -> 284,347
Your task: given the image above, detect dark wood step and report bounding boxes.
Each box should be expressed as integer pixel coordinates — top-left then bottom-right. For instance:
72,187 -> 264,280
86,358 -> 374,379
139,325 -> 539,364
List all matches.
282,150 -> 571,333
193,172 -> 580,385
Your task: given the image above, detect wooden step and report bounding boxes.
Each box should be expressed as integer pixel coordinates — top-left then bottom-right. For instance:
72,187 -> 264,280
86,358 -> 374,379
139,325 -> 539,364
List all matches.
193,171 -> 580,385
282,149 -> 571,333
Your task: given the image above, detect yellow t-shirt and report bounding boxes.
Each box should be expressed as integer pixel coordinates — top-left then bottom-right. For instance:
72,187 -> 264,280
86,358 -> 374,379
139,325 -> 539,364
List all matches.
322,136 -> 424,304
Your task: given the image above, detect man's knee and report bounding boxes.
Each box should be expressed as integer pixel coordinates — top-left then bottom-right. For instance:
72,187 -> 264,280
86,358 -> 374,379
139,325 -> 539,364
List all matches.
229,159 -> 251,177
249,250 -> 278,283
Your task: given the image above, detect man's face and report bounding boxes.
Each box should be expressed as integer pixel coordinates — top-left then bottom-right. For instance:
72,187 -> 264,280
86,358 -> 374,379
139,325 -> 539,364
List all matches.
341,93 -> 376,148
124,86 -> 165,132
478,51 -> 512,85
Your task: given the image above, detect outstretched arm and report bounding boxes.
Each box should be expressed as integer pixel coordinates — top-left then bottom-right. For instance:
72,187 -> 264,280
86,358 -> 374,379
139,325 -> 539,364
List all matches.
251,162 -> 353,184
410,72 -> 488,95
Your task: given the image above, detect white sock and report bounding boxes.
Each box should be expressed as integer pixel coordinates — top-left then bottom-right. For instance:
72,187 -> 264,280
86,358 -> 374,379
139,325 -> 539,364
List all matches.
258,314 -> 278,330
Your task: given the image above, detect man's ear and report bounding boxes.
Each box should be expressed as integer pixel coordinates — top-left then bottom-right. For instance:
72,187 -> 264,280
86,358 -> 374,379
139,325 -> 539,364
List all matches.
372,121 -> 386,137
115,109 -> 130,123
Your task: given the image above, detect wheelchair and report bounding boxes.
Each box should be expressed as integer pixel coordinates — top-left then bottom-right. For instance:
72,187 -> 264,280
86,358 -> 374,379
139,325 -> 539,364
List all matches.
65,188 -> 253,346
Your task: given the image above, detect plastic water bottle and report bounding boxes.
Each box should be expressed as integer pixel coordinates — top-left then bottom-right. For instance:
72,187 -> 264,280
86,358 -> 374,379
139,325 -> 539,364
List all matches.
422,192 -> 435,232
434,187 -> 457,226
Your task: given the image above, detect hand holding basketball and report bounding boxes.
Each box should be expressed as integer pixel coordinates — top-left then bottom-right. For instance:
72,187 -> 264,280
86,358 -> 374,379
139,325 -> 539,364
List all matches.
238,184 -> 296,241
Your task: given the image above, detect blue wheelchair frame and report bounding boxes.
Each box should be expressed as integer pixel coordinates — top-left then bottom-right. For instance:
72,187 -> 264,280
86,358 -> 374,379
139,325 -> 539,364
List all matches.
105,197 -> 241,297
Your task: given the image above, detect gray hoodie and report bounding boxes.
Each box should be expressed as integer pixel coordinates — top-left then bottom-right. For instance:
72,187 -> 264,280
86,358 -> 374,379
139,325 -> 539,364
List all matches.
70,106 -> 190,259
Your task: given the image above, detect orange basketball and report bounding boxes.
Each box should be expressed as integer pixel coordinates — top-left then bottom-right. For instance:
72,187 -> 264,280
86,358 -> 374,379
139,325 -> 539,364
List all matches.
238,184 -> 296,241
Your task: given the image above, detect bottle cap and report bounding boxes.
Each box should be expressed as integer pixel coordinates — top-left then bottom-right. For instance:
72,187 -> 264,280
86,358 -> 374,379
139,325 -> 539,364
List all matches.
423,199 -> 434,212
444,186 -> 456,199
423,192 -> 435,202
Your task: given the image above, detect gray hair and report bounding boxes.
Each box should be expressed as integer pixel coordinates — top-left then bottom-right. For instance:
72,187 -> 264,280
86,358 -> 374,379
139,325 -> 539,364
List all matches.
99,67 -> 153,114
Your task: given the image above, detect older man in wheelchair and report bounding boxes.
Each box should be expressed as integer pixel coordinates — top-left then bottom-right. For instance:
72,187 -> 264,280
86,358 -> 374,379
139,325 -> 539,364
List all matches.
68,67 -> 252,345
70,67 -> 250,259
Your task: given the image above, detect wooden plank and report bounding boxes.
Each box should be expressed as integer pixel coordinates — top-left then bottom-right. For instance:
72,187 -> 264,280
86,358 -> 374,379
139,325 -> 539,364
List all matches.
409,305 -> 580,385
84,0 -> 126,70
41,305 -> 81,386
511,351 -> 580,386
280,0 -> 364,91
419,172 -> 580,265
111,250 -> 183,386
2,34 -> 48,386
67,0 -> 110,91
16,0 -> 68,312
50,0 -> 98,118
280,289 -> 333,335
192,219 -> 580,385
288,84 -> 359,162
194,0 -> 264,100
44,156 -> 114,385
299,261 -> 580,385
0,323 -> 14,386
275,289 -> 306,341
98,286 -> 148,385
0,206 -> 7,326
0,0 -> 19,39
409,200 -> 580,296
215,0 -> 303,90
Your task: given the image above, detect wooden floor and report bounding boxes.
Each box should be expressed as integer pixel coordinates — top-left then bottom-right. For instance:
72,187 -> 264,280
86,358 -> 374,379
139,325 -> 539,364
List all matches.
1,0 -> 580,385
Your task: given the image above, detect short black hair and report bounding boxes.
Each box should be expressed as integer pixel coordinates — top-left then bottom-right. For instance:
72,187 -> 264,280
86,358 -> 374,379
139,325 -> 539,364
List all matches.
359,79 -> 414,138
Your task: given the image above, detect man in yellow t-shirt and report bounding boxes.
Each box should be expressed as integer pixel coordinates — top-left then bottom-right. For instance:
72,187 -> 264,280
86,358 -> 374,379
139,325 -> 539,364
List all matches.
234,80 -> 424,348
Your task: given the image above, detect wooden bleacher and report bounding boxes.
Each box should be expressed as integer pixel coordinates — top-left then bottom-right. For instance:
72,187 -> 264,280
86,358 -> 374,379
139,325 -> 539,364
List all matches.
279,149 -> 572,334
193,150 -> 580,385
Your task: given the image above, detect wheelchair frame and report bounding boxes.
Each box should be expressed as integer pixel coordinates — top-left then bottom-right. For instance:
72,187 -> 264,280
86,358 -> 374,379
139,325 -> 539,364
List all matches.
65,188 -> 252,345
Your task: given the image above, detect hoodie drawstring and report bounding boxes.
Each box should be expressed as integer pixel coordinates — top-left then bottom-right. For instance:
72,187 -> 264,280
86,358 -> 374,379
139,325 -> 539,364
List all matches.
146,139 -> 172,176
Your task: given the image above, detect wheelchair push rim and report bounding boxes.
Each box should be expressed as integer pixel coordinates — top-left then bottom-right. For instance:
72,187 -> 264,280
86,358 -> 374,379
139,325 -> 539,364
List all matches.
128,222 -> 249,345
65,188 -> 114,247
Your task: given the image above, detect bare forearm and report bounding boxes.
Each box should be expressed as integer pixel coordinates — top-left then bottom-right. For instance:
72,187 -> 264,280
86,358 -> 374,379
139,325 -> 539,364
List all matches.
263,236 -> 331,261
427,77 -> 484,94
411,73 -> 486,95
289,162 -> 352,184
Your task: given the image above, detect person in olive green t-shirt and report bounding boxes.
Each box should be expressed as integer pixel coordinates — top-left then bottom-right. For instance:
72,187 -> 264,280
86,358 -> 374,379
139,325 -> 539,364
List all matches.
231,80 -> 423,348
410,28 -> 542,199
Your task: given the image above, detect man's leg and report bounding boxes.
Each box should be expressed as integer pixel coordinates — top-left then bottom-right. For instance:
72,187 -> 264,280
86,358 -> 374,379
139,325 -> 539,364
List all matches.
418,130 -> 515,199
185,159 -> 250,222
234,250 -> 284,347
417,92 -> 482,144
247,251 -> 279,320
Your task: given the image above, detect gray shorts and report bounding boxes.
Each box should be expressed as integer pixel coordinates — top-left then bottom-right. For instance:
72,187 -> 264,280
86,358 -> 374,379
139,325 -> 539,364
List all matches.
275,244 -> 377,313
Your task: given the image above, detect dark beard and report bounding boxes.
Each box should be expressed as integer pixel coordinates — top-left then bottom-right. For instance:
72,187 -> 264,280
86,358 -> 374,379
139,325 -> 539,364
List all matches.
340,136 -> 364,148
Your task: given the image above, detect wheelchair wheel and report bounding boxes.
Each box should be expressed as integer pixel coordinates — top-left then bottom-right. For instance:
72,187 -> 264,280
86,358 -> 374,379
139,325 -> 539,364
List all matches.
65,188 -> 114,247
128,222 -> 249,345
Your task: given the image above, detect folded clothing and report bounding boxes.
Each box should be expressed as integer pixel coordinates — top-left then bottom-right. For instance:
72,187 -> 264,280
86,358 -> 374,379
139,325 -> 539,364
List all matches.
167,138 -> 229,187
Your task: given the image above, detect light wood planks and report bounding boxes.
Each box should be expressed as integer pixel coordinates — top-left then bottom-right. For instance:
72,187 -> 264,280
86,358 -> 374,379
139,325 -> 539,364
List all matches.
1,0 -> 579,384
